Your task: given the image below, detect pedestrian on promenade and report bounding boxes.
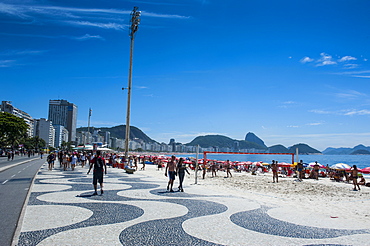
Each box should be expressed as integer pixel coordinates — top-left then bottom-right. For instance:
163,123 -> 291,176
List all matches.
165,155 -> 176,192
272,160 -> 278,183
47,152 -> 55,171
296,160 -> 304,181
351,165 -> 360,191
62,152 -> 69,171
176,158 -> 190,192
225,160 -> 232,178
80,152 -> 86,168
87,150 -> 107,195
141,156 -> 146,170
71,154 -> 77,171
202,162 -> 207,179
211,161 -> 217,177
7,151 -> 11,161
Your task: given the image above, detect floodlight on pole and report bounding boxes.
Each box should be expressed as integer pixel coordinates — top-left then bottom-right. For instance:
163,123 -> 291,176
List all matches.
124,6 -> 141,162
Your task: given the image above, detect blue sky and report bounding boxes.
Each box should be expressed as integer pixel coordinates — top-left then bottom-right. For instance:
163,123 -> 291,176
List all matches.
1,0 -> 370,151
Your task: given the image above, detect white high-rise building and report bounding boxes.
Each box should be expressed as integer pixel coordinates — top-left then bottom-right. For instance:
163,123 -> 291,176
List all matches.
48,99 -> 78,143
34,118 -> 55,147
54,125 -> 69,148
1,101 -> 34,137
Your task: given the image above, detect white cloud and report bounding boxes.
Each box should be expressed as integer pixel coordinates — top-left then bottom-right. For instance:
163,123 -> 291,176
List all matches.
310,108 -> 370,116
344,109 -> 370,116
74,34 -> 104,41
343,63 -> 358,69
316,53 -> 337,66
335,89 -> 365,99
339,56 -> 357,62
0,60 -> 15,67
0,3 -> 189,31
309,109 -> 331,114
141,10 -> 190,19
287,125 -> 299,128
136,86 -> 149,89
300,57 -> 314,63
353,75 -> 370,78
306,122 -> 323,126
65,21 -> 125,30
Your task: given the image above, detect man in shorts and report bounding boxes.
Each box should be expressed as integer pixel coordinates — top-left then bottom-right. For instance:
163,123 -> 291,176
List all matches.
87,150 -> 107,195
271,160 -> 278,183
165,155 -> 176,192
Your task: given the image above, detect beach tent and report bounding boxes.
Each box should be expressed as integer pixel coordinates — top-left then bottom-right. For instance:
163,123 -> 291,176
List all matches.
329,163 -> 351,170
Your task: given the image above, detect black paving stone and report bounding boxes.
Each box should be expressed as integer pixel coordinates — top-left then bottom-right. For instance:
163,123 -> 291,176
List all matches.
230,206 -> 369,239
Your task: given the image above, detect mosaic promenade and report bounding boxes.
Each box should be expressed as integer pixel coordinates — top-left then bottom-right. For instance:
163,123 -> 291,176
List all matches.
15,163 -> 370,246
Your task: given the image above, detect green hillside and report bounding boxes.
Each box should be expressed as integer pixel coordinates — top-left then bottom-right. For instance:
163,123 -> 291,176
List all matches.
268,144 -> 290,153
288,143 -> 321,154
77,125 -> 156,143
186,135 -> 266,149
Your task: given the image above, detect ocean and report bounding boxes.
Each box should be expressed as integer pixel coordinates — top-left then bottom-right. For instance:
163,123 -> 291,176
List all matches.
178,153 -> 370,169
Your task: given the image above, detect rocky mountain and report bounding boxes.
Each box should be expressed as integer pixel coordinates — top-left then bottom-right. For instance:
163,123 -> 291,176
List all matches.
186,135 -> 267,150
245,132 -> 267,148
351,149 -> 370,155
268,144 -> 290,153
322,144 -> 370,155
76,125 -> 325,154
288,143 -> 321,155
77,125 -> 156,143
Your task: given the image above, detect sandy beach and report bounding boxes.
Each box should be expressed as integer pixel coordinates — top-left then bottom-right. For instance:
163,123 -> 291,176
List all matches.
141,164 -> 370,229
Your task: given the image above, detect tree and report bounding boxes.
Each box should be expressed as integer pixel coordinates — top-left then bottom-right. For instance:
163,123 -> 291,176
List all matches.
23,136 -> 46,151
61,141 -> 73,151
0,112 -> 29,149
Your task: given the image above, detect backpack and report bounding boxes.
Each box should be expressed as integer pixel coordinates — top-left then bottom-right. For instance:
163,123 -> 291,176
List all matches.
94,157 -> 104,170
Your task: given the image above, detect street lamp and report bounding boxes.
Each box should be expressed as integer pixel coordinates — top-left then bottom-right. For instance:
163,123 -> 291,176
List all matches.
124,6 -> 141,162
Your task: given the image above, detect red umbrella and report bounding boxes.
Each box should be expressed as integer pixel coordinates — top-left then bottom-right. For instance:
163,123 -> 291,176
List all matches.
360,167 -> 370,174
278,162 -> 291,167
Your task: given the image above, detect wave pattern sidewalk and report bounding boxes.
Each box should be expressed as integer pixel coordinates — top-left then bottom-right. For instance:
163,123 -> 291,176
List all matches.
16,163 -> 370,246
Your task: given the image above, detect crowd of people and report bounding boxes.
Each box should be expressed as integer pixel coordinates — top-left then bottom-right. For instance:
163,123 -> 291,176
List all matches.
41,151 -> 370,193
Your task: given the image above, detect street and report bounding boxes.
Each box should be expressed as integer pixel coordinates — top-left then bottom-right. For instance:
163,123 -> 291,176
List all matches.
0,156 -> 44,246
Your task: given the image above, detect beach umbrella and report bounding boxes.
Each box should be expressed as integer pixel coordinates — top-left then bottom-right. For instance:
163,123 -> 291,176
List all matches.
308,162 -> 326,169
360,167 -> 370,174
252,161 -> 263,166
329,163 -> 351,170
277,162 -> 291,167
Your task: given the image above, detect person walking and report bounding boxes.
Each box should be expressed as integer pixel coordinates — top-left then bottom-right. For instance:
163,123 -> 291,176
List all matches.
62,152 -> 69,171
87,150 -> 107,195
271,160 -> 278,183
296,160 -> 304,181
176,158 -> 190,192
225,160 -> 232,178
351,165 -> 361,191
47,152 -> 55,171
71,154 -> 77,171
165,155 -> 176,192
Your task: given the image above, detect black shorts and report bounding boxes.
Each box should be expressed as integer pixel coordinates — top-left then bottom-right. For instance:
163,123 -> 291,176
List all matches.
93,170 -> 104,185
168,171 -> 176,180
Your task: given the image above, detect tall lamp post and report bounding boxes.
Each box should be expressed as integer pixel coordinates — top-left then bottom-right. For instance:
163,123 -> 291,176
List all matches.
87,108 -> 92,144
124,6 -> 141,162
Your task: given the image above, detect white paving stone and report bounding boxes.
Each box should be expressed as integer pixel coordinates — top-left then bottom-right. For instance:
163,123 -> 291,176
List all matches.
37,201 -> 188,245
22,205 -> 93,232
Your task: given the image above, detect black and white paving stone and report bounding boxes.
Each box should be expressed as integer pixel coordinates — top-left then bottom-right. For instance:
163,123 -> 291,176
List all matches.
16,163 -> 370,246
